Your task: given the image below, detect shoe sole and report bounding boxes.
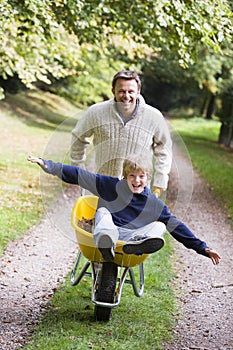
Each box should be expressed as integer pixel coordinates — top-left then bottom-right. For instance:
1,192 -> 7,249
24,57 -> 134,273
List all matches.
98,235 -> 115,261
123,237 -> 164,256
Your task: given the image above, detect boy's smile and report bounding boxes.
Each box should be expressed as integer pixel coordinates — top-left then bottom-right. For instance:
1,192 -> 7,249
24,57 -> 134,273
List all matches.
126,170 -> 148,194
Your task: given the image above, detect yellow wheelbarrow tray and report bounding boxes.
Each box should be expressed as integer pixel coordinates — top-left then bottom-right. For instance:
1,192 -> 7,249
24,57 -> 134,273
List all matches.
70,195 -> 150,321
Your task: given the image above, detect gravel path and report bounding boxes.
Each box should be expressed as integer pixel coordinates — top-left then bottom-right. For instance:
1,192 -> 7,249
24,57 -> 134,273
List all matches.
0,145 -> 232,350
164,143 -> 233,350
0,188 -> 78,350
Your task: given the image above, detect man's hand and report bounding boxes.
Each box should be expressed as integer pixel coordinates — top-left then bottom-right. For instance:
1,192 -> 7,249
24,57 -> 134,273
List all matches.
205,248 -> 221,265
152,187 -> 165,197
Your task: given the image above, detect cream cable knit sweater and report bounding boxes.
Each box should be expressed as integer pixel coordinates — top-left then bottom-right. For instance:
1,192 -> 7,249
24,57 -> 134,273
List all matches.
70,95 -> 172,189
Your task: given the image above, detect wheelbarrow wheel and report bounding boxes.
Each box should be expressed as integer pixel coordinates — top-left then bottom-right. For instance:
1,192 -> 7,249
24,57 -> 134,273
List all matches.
94,262 -> 118,321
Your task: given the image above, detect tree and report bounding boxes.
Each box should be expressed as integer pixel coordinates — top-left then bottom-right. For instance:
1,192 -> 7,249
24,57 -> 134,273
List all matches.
0,0 -> 84,98
217,50 -> 233,147
54,0 -> 232,64
189,42 -> 233,145
0,0 -> 232,98
218,89 -> 233,147
51,50 -> 127,106
142,41 -> 233,148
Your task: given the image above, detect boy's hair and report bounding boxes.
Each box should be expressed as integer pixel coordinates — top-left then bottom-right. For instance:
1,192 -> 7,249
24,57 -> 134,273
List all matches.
112,70 -> 141,90
122,153 -> 152,180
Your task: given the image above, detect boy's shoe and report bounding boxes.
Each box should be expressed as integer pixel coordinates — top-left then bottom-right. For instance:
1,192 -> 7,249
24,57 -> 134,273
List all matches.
123,237 -> 164,256
98,234 -> 115,261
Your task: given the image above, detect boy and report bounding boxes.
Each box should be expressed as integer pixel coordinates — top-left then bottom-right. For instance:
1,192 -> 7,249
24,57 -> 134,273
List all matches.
27,154 -> 221,265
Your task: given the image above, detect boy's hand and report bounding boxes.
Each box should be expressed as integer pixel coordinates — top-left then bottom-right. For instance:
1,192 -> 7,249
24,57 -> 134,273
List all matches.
27,156 -> 46,168
205,248 -> 221,265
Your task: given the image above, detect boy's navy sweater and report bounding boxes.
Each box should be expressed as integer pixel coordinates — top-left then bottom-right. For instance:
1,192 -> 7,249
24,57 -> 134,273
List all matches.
42,160 -> 209,258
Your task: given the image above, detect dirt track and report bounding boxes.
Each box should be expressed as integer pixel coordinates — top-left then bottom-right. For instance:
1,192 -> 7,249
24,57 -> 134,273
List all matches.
0,143 -> 232,350
0,188 -> 78,349
163,142 -> 233,350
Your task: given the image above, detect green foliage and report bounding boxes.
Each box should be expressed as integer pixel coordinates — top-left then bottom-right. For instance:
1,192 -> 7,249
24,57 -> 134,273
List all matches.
0,0 -> 232,99
52,50 -> 139,105
55,0 -> 233,64
0,0 -> 84,91
142,37 -> 233,123
142,55 -> 202,112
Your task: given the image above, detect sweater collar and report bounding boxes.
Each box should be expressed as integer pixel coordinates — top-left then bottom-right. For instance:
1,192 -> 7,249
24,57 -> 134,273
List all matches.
112,95 -> 146,123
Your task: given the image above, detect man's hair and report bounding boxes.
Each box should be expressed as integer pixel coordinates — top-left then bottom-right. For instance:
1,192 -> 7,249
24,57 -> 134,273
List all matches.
112,70 -> 141,90
122,153 -> 152,180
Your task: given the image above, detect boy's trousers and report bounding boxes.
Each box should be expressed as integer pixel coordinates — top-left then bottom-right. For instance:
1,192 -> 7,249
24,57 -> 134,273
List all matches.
94,207 -> 166,248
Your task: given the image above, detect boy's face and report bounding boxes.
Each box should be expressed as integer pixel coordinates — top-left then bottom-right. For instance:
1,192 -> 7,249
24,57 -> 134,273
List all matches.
126,170 -> 148,194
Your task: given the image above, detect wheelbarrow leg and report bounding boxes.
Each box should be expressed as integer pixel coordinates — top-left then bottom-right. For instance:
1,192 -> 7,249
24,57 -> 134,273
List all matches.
128,263 -> 145,297
70,251 -> 91,286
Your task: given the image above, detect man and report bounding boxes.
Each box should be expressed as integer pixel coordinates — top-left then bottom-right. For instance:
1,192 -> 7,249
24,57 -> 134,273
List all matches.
70,70 -> 172,194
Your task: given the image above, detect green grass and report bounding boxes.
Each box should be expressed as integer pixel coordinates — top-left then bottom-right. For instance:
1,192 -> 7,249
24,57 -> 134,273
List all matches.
170,117 -> 233,222
0,90 -> 80,255
24,234 -> 176,350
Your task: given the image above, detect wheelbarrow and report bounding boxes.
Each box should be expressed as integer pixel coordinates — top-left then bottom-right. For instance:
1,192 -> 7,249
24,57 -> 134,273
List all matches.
70,195 -> 150,321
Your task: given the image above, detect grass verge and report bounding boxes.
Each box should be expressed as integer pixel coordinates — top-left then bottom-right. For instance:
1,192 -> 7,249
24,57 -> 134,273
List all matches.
0,90 -> 80,256
170,117 -> 233,223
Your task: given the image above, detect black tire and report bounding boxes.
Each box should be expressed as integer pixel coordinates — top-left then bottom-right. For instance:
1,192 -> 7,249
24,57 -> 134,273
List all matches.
94,262 -> 118,321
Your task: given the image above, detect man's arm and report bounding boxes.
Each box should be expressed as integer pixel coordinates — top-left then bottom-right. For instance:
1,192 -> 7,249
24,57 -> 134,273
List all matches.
151,116 -> 172,191
70,111 -> 93,167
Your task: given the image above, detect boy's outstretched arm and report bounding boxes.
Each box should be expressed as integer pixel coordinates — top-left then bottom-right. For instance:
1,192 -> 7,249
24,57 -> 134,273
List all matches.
28,155 -> 64,179
157,203 -> 221,265
28,155 -> 46,168
27,156 -> 99,195
205,248 -> 221,265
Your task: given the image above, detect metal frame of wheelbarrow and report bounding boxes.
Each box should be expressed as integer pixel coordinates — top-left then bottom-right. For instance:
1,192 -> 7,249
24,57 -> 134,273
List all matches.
70,195 -> 151,321
70,250 -> 145,308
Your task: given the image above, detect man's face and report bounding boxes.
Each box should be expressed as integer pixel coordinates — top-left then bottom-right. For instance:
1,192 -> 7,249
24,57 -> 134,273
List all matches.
126,170 -> 148,194
112,79 -> 140,116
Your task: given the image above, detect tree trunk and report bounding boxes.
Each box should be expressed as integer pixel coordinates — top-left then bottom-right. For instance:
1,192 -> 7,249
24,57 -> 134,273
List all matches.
218,123 -> 233,147
200,94 -> 209,116
206,93 -> 216,119
218,92 -> 233,148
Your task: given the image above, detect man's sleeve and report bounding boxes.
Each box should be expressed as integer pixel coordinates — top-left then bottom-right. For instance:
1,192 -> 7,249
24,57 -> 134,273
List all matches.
70,110 -> 93,167
152,115 -> 172,189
